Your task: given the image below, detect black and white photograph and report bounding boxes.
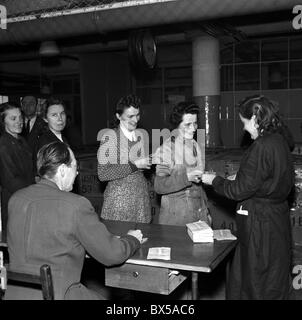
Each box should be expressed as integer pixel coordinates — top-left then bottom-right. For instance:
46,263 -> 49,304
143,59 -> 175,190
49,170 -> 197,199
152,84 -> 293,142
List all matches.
0,0 -> 301,310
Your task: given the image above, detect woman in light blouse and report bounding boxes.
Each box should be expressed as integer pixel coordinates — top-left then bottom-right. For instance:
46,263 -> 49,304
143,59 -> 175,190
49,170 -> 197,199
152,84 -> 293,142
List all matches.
97,94 -> 151,223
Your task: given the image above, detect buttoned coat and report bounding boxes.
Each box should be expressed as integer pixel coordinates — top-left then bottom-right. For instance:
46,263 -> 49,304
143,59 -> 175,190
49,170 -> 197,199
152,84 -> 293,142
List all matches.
212,132 -> 294,299
153,135 -> 208,225
21,115 -> 48,152
0,132 -> 34,242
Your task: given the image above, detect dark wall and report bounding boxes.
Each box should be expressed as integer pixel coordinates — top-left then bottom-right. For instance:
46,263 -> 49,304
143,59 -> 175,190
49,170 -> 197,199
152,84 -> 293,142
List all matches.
80,51 -> 131,144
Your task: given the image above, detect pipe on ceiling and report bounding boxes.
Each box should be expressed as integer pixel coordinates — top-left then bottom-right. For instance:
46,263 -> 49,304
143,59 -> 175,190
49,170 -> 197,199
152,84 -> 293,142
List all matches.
0,0 -> 297,46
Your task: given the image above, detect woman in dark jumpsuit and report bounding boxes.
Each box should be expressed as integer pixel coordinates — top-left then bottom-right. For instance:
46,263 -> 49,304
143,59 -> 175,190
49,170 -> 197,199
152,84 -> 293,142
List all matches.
202,95 -> 295,300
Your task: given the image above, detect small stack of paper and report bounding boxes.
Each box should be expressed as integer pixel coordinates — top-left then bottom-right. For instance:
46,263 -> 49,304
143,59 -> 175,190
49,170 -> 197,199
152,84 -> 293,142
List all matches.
213,229 -> 237,241
186,220 -> 214,243
147,247 -> 171,260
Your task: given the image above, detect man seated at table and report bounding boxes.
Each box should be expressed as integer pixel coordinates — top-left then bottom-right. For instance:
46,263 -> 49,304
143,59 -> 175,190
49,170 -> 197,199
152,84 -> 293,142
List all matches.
6,141 -> 143,300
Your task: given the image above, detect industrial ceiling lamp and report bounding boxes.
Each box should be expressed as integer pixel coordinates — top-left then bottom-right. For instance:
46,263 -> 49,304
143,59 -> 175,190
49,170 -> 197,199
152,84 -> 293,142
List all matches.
39,40 -> 60,57
39,59 -> 51,96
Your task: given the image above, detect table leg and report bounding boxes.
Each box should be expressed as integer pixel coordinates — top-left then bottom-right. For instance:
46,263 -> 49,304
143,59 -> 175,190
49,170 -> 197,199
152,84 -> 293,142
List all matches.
191,271 -> 199,300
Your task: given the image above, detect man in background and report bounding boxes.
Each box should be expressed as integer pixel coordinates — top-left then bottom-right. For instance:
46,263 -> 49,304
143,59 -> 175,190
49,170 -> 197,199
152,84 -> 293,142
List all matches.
21,95 -> 47,151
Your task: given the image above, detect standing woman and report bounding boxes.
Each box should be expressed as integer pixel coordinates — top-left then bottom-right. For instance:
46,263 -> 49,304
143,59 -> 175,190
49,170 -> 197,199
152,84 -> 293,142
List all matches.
97,94 -> 152,223
153,101 -> 211,226
0,103 -> 35,242
202,95 -> 295,300
36,97 -> 68,151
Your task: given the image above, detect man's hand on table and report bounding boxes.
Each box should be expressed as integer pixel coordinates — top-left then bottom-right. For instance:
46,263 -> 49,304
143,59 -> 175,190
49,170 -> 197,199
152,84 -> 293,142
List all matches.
127,229 -> 147,244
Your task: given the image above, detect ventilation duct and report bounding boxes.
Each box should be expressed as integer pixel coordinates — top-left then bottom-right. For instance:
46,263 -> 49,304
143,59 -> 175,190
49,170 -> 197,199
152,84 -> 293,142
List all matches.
0,0 -> 297,46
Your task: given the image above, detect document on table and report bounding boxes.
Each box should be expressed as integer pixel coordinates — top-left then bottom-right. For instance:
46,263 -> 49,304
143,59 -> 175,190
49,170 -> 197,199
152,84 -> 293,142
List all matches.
147,247 -> 171,260
213,229 -> 237,241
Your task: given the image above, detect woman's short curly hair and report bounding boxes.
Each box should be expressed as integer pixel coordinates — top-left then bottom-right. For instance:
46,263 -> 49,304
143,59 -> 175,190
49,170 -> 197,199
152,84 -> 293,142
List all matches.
44,97 -> 65,117
116,94 -> 141,116
237,95 -> 282,135
169,101 -> 199,128
112,94 -> 141,127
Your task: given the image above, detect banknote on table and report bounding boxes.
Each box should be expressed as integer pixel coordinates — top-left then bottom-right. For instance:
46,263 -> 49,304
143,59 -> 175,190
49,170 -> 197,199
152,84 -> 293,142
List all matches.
147,247 -> 171,260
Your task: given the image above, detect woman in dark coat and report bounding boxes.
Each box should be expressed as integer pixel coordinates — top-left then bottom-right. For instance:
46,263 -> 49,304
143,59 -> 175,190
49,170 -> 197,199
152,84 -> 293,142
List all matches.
0,103 -> 35,242
202,95 -> 295,300
33,98 -> 68,173
35,98 -> 68,152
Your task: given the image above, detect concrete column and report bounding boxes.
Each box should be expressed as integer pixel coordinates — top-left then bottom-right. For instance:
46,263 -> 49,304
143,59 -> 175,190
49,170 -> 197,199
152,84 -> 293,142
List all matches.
192,34 -> 221,147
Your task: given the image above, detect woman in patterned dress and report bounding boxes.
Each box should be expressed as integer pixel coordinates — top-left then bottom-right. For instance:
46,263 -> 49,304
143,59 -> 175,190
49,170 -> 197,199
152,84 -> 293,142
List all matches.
97,94 -> 152,223
153,101 -> 211,226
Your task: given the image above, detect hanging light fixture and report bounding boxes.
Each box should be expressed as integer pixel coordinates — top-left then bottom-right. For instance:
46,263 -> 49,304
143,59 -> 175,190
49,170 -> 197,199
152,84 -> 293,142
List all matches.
39,58 -> 51,96
39,41 -> 60,57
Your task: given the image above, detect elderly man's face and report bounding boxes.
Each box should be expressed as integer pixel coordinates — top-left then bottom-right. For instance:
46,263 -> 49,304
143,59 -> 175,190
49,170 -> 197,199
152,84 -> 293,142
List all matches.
22,96 -> 37,118
61,149 -> 78,192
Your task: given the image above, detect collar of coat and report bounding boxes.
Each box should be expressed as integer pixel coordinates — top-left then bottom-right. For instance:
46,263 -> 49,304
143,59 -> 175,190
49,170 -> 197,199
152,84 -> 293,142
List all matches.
37,178 -> 60,190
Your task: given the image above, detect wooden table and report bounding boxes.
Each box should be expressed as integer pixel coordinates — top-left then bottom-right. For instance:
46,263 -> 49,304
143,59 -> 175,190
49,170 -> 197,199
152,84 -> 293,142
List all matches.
104,220 -> 237,300
1,225 -> 237,300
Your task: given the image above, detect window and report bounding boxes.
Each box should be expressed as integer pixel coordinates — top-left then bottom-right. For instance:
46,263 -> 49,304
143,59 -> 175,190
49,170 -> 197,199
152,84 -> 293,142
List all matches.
135,66 -> 192,104
261,62 -> 288,89
221,65 -> 233,91
0,96 -> 8,103
235,41 -> 259,63
235,64 -> 260,90
261,38 -> 288,61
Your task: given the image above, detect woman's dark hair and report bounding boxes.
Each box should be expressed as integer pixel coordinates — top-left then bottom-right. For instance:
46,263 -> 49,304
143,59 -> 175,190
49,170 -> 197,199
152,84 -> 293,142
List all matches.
169,101 -> 199,128
112,94 -> 141,127
237,95 -> 282,135
237,95 -> 295,150
37,141 -> 71,178
44,97 -> 65,118
0,102 -> 21,133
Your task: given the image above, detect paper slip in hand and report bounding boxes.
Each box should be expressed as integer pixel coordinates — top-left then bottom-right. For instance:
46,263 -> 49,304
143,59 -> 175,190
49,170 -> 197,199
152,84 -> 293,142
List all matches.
213,229 -> 237,241
147,247 -> 171,260
141,237 -> 148,244
227,174 -> 236,181
237,205 -> 248,216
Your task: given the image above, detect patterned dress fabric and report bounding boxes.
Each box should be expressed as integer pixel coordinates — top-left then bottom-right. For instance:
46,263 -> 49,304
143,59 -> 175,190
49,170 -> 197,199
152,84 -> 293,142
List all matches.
97,127 -> 151,223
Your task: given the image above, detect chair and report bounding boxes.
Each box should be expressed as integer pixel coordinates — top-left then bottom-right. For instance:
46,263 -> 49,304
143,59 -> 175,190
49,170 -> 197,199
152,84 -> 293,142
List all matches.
0,263 -> 54,300
0,190 -> 54,300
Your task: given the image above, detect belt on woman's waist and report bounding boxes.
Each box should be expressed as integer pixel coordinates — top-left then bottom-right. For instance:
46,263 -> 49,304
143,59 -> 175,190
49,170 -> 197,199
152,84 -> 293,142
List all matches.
165,189 -> 202,198
253,197 -> 287,205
